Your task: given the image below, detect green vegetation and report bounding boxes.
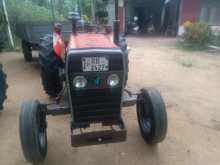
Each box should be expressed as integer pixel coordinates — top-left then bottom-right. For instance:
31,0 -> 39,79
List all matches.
0,0 -> 109,50
0,4 -> 7,52
181,22 -> 212,50
180,58 -> 193,68
7,0 -> 66,25
1,0 -> 110,30
178,21 -> 220,51
5,0 -> 109,25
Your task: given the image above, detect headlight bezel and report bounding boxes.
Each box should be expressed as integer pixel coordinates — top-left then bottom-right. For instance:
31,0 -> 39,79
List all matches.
107,74 -> 120,87
73,75 -> 87,89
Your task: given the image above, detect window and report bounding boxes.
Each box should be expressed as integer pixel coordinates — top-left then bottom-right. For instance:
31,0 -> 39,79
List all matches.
200,0 -> 220,25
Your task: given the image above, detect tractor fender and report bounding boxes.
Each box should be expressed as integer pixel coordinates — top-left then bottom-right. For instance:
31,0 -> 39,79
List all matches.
53,32 -> 65,59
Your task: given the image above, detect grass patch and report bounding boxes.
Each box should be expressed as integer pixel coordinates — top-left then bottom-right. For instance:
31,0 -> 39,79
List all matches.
176,40 -> 208,51
180,59 -> 193,68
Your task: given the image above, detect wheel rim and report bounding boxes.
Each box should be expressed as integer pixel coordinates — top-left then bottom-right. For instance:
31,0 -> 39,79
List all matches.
39,129 -> 46,149
139,95 -> 152,134
37,108 -> 47,152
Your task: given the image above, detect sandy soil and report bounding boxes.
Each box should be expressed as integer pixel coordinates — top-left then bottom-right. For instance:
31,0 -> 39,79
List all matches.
0,37 -> 220,165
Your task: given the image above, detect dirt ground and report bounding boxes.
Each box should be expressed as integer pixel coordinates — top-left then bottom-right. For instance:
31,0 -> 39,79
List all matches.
0,37 -> 220,165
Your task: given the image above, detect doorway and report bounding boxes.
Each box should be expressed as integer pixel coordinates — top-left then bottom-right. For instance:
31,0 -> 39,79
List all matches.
125,0 -> 181,36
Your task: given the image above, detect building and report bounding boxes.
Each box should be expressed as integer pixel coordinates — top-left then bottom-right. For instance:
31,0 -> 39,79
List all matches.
114,0 -> 220,35
178,0 -> 220,35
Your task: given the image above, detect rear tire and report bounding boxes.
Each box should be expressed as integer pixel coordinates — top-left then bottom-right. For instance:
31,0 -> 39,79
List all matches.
0,64 -> 7,110
137,88 -> 167,144
39,35 -> 63,97
22,40 -> 32,62
41,67 -> 62,97
19,100 -> 47,163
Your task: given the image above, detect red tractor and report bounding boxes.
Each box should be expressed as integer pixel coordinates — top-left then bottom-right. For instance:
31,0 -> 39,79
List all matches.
19,1 -> 167,164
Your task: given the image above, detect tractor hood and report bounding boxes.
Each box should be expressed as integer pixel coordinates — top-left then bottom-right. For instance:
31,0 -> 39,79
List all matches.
68,33 -> 118,50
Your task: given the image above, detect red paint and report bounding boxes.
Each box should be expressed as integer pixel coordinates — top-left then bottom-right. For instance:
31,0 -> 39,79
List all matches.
53,32 -> 64,58
180,0 -> 201,24
68,33 -> 118,50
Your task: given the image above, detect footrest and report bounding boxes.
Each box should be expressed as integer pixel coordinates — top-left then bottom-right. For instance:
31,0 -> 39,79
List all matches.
71,125 -> 127,147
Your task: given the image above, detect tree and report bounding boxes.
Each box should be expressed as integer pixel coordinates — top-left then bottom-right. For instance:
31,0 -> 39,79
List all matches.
31,0 -> 50,7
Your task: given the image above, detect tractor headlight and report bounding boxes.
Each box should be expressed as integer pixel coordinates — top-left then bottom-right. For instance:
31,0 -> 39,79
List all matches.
73,76 -> 87,89
107,74 -> 119,87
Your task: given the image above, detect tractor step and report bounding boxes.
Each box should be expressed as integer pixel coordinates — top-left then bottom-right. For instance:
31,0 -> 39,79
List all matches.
71,123 -> 127,147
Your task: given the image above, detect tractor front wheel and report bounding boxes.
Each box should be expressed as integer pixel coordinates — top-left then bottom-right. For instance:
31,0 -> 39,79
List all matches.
137,88 -> 167,144
19,100 -> 47,163
22,40 -> 32,62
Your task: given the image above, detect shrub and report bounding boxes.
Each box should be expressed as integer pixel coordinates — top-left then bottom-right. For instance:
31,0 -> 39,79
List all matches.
96,10 -> 108,25
7,0 -> 65,25
0,37 -> 5,52
0,10 -> 7,51
182,22 -> 212,49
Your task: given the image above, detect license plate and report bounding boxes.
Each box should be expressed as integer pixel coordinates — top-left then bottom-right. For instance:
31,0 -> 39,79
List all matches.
82,57 -> 109,72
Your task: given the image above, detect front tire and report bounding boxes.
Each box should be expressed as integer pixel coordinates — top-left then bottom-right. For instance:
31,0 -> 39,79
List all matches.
22,40 -> 32,62
19,100 -> 47,163
137,88 -> 167,144
0,64 -> 7,110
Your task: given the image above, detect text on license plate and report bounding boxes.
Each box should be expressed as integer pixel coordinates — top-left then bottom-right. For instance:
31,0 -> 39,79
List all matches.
82,57 -> 109,72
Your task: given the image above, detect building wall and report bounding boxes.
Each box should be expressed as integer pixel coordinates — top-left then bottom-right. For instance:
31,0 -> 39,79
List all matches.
178,0 -> 202,35
179,0 -> 201,24
178,0 -> 220,35
200,0 -> 220,26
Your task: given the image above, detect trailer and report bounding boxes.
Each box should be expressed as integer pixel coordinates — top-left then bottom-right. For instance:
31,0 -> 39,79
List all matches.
15,22 -> 72,62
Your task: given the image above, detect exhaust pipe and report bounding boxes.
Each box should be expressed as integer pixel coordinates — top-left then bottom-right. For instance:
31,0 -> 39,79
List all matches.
69,12 -> 80,35
113,0 -> 120,45
113,20 -> 120,45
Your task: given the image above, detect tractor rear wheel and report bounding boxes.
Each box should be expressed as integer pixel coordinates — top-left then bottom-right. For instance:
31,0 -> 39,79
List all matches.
22,40 -> 32,62
137,88 -> 167,144
19,100 -> 47,163
41,67 -> 62,97
0,64 -> 7,110
39,35 -> 63,98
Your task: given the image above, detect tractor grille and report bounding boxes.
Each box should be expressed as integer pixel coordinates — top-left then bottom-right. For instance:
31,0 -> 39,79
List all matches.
67,48 -> 124,124
71,88 -> 122,123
